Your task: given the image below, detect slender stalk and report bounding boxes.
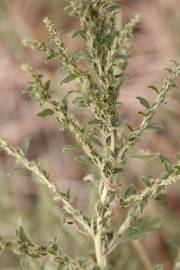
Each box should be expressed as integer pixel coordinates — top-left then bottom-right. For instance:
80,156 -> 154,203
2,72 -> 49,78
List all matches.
93,130 -> 116,269
94,182 -> 108,269
106,171 -> 180,255
106,208 -> 136,256
0,137 -> 92,236
118,64 -> 180,165
132,240 -> 153,270
94,224 -> 107,269
0,236 -> 86,270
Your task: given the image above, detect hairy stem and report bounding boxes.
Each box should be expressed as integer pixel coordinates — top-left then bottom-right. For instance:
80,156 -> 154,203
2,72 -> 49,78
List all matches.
94,130 -> 116,269
0,237 -> 86,270
118,63 -> 180,165
0,137 -> 92,236
107,170 -> 180,255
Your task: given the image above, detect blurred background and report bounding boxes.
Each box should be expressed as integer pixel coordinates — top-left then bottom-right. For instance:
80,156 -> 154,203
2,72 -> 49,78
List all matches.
0,0 -> 180,269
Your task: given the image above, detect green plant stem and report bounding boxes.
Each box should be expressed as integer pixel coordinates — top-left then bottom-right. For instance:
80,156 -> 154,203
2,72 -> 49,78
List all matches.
105,15 -> 140,75
93,180 -> 108,269
21,64 -> 103,169
0,237 -> 86,270
0,137 -> 92,236
118,64 -> 180,165
25,23 -> 112,135
55,109 -> 102,167
94,225 -> 107,270
93,130 -> 116,269
107,208 -> 136,255
106,170 -> 180,255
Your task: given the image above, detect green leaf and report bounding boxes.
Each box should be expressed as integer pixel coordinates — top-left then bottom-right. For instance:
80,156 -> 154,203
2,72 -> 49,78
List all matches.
72,96 -> 88,107
140,176 -> 152,187
147,123 -> 164,131
137,96 -> 150,109
88,119 -> 102,125
58,65 -> 68,75
148,85 -> 159,94
174,165 -> 180,174
165,68 -> 172,73
90,136 -> 103,147
60,74 -> 76,85
164,161 -> 173,175
44,80 -> 51,91
72,51 -> 91,63
160,155 -> 173,175
112,167 -> 123,174
16,226 -> 30,242
124,184 -> 137,198
139,199 -> 147,213
61,96 -> 68,111
63,143 -> 81,151
47,237 -> 58,253
129,150 -> 159,161
68,29 -> 85,39
138,111 -> 147,117
37,108 -> 54,117
126,124 -> 133,132
25,84 -> 39,99
155,192 -> 167,203
75,155 -> 93,165
28,253 -> 40,259
20,136 -> 31,156
122,217 -> 161,241
45,49 -> 56,64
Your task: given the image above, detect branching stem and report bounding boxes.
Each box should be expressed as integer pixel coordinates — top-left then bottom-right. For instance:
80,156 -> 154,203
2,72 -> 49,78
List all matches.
0,138 -> 92,237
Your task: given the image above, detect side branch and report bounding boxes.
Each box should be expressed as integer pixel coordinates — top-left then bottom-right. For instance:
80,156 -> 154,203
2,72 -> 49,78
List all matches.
0,138 -> 92,236
21,64 -> 102,169
24,19 -> 112,134
107,167 -> 180,255
118,63 -> 180,165
0,234 -> 86,270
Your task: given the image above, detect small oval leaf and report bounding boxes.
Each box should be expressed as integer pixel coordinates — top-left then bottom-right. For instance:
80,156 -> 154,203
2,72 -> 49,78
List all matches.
147,123 -> 164,131
137,96 -> 150,109
20,136 -> 31,155
37,108 -> 54,117
60,74 -> 76,85
129,150 -> 159,161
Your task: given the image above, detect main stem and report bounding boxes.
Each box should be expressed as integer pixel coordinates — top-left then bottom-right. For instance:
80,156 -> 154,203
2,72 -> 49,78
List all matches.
94,220 -> 107,269
94,180 -> 108,269
94,130 -> 116,269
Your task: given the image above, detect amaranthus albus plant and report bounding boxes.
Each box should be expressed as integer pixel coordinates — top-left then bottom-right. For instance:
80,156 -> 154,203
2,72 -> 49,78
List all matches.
0,1 -> 180,269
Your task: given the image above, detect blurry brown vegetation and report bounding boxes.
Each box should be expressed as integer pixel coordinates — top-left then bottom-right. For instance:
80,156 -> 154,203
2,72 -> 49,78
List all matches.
0,1 -> 180,269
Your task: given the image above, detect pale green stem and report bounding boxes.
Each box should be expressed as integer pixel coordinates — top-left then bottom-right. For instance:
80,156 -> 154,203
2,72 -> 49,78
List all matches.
106,171 -> 180,255
94,130 -> 116,269
0,237 -> 86,270
0,137 -> 92,236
